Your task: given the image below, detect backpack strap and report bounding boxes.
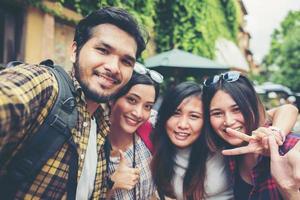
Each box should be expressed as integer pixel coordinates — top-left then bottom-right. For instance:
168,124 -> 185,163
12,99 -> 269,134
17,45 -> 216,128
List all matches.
0,61 -> 78,199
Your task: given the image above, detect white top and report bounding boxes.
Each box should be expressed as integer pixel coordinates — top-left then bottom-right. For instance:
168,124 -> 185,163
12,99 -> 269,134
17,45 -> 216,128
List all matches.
205,152 -> 234,200
76,118 -> 98,200
172,149 -> 234,200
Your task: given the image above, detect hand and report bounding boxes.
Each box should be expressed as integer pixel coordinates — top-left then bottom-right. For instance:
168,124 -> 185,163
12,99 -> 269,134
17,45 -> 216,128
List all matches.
252,127 -> 283,148
222,127 -> 273,156
110,150 -> 140,190
269,136 -> 300,200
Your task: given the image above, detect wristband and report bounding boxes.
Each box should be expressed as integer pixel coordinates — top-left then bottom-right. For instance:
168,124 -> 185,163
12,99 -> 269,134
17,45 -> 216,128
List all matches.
268,126 -> 286,143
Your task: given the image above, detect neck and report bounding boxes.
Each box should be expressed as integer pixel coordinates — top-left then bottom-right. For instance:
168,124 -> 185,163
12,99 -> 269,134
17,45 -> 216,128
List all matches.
239,153 -> 259,184
109,127 -> 133,151
86,99 -> 100,115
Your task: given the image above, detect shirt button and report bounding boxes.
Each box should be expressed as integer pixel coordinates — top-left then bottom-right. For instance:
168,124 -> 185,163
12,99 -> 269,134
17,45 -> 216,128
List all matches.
83,122 -> 88,127
80,154 -> 84,160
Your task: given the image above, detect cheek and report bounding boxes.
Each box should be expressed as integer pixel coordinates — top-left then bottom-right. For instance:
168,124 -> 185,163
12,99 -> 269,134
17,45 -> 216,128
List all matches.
237,113 -> 245,124
191,120 -> 203,136
120,68 -> 133,84
210,117 -> 221,130
165,118 -> 176,136
142,111 -> 151,121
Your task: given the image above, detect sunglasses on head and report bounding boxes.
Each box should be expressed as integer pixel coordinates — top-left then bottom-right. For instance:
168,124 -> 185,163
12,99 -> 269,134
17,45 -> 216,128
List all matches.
134,62 -> 164,84
203,71 -> 241,87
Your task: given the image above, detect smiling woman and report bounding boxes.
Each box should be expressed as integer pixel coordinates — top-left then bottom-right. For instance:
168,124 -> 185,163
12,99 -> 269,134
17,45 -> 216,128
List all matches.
202,71 -> 300,200
151,82 -> 234,200
105,67 -> 160,199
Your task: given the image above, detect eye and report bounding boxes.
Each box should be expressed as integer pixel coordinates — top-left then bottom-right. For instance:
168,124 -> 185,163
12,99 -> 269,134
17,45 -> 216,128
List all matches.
172,110 -> 181,117
144,104 -> 153,111
232,107 -> 241,113
96,47 -> 109,55
121,58 -> 134,67
190,114 -> 202,120
126,96 -> 137,104
210,111 -> 223,118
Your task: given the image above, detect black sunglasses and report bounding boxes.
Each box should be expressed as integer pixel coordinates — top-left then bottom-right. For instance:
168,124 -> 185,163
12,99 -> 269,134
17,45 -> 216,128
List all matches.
203,71 -> 241,87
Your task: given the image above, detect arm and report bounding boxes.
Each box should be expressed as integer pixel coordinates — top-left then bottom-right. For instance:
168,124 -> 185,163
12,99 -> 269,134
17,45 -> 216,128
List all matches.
0,65 -> 58,147
269,136 -> 300,200
267,104 -> 298,137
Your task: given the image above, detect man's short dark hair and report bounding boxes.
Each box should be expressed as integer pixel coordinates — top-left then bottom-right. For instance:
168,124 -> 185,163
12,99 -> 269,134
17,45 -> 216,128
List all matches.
74,7 -> 148,58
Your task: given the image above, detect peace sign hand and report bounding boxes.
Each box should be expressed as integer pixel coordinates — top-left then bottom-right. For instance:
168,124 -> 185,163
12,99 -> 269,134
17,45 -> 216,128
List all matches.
222,127 -> 275,156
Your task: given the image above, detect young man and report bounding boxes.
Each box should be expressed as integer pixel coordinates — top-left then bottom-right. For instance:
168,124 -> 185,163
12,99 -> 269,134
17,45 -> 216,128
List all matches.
0,7 -> 147,199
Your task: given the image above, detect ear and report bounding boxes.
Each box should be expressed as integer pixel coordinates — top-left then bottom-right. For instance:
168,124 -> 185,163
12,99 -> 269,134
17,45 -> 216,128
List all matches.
70,41 -> 77,63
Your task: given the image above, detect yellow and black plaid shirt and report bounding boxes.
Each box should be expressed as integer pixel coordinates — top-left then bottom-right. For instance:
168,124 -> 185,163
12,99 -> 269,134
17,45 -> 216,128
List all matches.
0,64 -> 110,199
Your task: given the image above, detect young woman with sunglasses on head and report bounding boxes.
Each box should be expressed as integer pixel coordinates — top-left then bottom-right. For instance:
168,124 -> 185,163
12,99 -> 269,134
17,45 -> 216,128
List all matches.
202,71 -> 299,200
105,63 -> 162,199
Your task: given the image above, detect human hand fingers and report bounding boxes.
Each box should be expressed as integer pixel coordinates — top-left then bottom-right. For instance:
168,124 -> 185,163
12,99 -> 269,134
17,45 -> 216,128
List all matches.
118,149 -> 129,167
226,128 -> 253,142
222,145 -> 263,155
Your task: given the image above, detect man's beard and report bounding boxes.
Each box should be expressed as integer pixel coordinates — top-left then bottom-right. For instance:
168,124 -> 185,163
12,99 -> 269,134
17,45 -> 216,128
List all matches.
74,60 -> 118,103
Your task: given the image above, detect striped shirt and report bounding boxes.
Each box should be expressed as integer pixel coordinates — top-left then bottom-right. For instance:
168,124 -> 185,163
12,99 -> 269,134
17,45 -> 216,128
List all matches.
108,135 -> 156,199
0,64 -> 110,199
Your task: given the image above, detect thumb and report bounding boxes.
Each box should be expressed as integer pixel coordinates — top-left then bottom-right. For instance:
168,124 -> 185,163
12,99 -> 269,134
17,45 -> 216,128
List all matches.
118,149 -> 129,166
268,135 -> 280,160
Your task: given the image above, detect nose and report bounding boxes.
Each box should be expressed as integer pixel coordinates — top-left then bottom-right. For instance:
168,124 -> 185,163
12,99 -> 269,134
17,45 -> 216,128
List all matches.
104,56 -> 120,75
177,116 -> 189,129
224,112 -> 235,126
132,105 -> 143,120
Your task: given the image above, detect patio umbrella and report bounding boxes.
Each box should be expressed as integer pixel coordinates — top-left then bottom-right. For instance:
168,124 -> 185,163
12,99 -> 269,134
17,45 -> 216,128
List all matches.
145,48 -> 228,69
144,48 -> 228,83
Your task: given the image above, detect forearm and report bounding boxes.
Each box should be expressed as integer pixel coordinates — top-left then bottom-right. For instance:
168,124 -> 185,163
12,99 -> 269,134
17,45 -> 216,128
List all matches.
267,104 -> 298,137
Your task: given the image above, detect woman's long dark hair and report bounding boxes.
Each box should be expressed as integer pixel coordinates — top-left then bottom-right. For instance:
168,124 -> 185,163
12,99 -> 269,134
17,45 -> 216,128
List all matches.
151,82 -> 209,199
202,73 -> 266,151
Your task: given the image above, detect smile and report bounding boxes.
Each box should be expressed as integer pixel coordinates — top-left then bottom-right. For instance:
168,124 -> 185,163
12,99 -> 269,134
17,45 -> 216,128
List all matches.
124,116 -> 141,126
174,131 -> 190,140
94,71 -> 120,85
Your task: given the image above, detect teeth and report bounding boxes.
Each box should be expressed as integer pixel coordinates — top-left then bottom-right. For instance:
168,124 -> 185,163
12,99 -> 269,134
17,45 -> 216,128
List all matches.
175,132 -> 189,136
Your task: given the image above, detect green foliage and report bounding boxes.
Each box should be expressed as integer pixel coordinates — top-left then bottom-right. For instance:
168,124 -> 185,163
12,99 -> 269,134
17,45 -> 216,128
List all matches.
154,0 -> 239,59
263,11 -> 300,92
25,0 -> 240,61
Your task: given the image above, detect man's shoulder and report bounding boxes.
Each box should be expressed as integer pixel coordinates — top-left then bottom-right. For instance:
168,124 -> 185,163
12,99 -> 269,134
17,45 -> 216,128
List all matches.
1,63 -> 56,82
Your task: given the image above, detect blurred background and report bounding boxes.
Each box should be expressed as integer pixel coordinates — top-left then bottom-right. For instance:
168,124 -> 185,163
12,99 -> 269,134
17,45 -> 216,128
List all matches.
0,0 -> 299,129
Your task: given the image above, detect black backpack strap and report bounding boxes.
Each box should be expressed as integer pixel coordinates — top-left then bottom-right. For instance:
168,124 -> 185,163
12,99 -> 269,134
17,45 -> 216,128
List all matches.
0,61 -> 78,199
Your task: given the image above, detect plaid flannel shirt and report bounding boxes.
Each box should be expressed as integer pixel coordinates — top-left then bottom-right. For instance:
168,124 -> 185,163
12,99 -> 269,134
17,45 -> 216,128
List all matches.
0,64 -> 110,199
227,134 -> 300,200
108,135 -> 156,199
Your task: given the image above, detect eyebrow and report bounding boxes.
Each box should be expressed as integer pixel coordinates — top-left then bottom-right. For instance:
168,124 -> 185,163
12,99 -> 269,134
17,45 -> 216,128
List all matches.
128,93 -> 155,104
190,111 -> 203,115
98,41 -> 136,64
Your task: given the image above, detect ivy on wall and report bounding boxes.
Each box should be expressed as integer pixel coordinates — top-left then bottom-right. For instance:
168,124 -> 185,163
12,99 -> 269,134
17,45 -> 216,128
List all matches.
24,0 -> 240,60
155,0 -> 240,59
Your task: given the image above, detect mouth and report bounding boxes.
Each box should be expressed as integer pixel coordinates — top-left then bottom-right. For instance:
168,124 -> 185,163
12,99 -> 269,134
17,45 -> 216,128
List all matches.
173,131 -> 191,141
124,116 -> 141,127
223,127 -> 243,137
94,71 -> 121,86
